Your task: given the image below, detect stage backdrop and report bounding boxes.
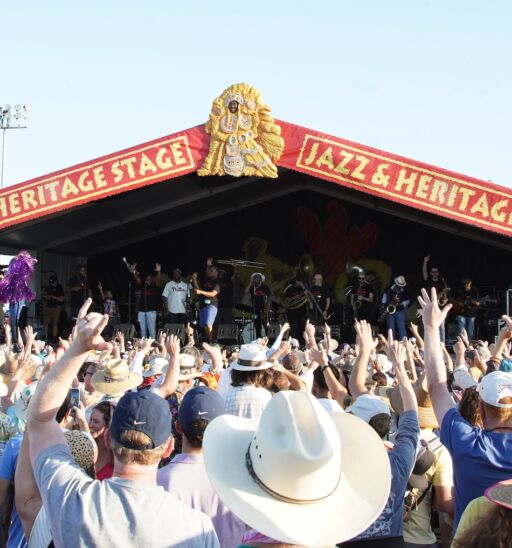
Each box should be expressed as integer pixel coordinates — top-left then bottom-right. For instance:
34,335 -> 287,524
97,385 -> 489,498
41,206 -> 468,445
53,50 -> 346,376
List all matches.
1,121 -> 512,238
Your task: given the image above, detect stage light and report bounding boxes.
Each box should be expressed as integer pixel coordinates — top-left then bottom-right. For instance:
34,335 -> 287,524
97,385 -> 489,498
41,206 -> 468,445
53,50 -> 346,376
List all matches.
1,102 -> 30,188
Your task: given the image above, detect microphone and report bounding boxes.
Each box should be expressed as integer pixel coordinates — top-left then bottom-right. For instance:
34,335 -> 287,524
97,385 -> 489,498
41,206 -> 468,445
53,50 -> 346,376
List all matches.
122,257 -> 129,265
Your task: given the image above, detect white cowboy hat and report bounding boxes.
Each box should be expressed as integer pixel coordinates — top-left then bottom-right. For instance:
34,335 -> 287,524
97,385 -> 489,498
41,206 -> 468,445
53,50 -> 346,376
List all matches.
231,343 -> 273,372
91,359 -> 142,396
14,382 -> 39,420
163,354 -> 203,381
394,276 -> 406,287
250,272 -> 266,283
142,355 -> 168,378
203,391 -> 391,546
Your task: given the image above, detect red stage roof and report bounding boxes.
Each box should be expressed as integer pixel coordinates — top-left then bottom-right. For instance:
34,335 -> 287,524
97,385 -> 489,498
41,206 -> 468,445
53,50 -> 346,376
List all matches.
1,120 -> 511,238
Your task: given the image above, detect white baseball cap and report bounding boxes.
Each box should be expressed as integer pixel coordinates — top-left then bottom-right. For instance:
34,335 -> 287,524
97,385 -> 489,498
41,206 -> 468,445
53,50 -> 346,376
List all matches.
345,394 -> 391,423
477,372 -> 512,408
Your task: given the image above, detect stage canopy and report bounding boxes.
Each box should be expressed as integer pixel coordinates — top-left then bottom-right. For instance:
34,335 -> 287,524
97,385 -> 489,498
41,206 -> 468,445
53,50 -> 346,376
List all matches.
1,87 -> 512,255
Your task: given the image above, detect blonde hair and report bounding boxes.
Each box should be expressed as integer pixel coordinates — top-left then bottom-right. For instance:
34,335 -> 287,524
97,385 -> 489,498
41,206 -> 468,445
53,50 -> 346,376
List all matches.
483,396 -> 512,423
111,430 -> 168,466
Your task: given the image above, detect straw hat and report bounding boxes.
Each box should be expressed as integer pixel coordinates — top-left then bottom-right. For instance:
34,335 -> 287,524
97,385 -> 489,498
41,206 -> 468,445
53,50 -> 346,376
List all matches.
203,391 -> 391,546
231,343 -> 273,372
63,430 -> 96,471
394,276 -> 406,287
162,354 -> 203,381
14,382 -> 39,420
142,355 -> 168,378
485,478 -> 512,510
91,360 -> 142,396
377,375 -> 438,429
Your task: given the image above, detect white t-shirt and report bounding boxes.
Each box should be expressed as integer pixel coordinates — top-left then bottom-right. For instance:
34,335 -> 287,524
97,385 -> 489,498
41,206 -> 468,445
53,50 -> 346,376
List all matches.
35,444 -> 220,547
162,281 -> 190,314
317,398 -> 344,414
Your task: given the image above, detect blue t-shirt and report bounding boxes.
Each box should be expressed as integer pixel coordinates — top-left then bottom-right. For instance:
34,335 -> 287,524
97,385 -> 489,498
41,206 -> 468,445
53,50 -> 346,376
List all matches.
441,406 -> 512,528
351,410 -> 419,541
0,434 -> 28,548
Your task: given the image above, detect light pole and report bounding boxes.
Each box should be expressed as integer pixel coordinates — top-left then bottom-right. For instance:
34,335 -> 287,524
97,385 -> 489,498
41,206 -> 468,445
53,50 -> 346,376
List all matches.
0,104 -> 29,189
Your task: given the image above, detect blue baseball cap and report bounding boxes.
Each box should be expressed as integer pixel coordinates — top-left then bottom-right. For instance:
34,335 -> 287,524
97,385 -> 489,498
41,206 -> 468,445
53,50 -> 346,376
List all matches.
178,386 -> 225,432
111,391 -> 172,449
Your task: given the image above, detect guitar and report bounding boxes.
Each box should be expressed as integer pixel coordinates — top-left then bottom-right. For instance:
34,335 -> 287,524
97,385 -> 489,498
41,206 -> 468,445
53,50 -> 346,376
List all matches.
449,294 -> 495,316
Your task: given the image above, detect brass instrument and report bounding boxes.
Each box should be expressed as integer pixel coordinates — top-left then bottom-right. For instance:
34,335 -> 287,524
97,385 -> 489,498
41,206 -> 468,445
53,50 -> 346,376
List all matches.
281,283 -> 309,310
386,304 -> 396,315
217,258 -> 267,268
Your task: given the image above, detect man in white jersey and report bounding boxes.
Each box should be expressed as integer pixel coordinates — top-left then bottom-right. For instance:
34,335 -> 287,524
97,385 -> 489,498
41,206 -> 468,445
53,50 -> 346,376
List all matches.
162,268 -> 191,325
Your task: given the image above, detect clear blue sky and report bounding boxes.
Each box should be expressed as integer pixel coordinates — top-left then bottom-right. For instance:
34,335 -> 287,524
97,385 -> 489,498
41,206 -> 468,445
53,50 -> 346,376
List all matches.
2,1 -> 511,188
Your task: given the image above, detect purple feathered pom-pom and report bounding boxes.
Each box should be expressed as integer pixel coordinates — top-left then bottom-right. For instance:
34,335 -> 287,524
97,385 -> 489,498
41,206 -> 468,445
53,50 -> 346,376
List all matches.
0,250 -> 37,304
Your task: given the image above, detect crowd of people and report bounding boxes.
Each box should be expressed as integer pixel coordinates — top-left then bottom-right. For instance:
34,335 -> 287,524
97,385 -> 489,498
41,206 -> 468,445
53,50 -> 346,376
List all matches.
0,273 -> 511,546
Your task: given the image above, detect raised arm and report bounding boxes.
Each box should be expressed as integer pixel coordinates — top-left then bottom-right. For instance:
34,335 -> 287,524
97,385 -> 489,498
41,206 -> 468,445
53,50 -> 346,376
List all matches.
14,426 -> 42,539
418,288 -> 454,426
422,254 -> 430,282
348,320 -> 375,399
384,331 -> 417,413
27,299 -> 110,467
153,335 -> 180,399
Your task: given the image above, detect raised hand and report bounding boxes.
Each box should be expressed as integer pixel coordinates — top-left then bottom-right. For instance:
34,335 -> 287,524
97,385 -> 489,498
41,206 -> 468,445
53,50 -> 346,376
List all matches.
383,330 -> 408,385
74,298 -> 111,352
308,347 -> 328,366
165,334 -> 180,358
417,288 -> 452,330
354,320 -> 377,353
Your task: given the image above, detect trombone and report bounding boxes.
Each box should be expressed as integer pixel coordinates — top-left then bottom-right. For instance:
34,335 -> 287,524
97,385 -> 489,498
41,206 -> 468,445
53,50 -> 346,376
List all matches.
217,259 -> 267,268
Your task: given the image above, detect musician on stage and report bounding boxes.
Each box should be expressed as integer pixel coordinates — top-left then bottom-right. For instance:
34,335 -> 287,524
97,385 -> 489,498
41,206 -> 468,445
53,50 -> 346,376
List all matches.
452,276 -> 480,340
191,257 -> 220,344
65,265 -> 92,320
308,273 -> 333,324
43,275 -> 64,340
244,272 -> 272,339
282,277 -> 310,343
133,268 -> 160,339
350,271 -> 375,323
216,269 -> 235,325
422,254 -> 450,341
162,268 -> 191,325
381,275 -> 411,339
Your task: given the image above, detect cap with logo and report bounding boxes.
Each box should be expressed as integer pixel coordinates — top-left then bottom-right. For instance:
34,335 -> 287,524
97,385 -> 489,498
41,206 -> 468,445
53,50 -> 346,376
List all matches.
111,391 -> 172,450
178,386 -> 225,432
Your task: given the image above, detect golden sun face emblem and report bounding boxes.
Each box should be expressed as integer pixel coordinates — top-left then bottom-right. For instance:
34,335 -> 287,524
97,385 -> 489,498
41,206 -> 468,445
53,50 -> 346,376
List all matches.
197,83 -> 284,178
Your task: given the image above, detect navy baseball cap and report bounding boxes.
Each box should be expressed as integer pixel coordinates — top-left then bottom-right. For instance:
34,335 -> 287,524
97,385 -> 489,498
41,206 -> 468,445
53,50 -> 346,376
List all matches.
111,391 -> 172,450
178,386 -> 225,432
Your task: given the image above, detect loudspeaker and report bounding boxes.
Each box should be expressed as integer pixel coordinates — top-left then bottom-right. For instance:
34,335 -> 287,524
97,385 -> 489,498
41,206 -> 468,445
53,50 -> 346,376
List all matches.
266,323 -> 281,340
116,323 -> 136,338
163,323 -> 185,342
217,324 -> 239,343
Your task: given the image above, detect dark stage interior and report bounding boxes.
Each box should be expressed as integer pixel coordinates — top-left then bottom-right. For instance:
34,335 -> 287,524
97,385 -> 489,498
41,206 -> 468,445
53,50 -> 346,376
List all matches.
87,188 -> 511,340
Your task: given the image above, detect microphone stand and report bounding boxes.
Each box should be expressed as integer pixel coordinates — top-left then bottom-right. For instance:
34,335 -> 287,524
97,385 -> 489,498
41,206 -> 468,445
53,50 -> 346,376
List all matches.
122,258 -> 134,325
